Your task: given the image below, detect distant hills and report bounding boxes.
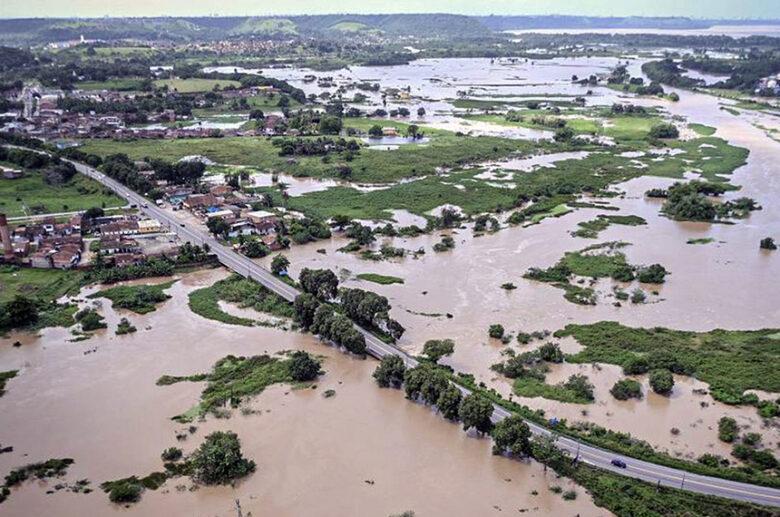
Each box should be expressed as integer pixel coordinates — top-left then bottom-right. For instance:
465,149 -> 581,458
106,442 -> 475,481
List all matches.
0,14 -> 778,46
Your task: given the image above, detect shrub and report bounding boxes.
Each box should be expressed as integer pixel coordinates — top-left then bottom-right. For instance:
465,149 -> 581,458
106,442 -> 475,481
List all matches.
718,416 -> 739,443
538,342 -> 564,363
488,324 -> 505,339
610,378 -> 643,400
108,482 -> 141,503
760,237 -> 777,250
287,351 -> 320,382
649,369 -> 674,395
637,264 -> 668,284
191,432 -> 255,485
422,339 -> 455,363
649,123 -> 679,139
161,447 -> 183,461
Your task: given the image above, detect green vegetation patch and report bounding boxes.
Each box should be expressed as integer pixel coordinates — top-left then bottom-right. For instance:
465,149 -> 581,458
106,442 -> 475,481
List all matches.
0,266 -> 88,304
0,165 -> 124,218
159,353 -> 307,420
687,237 -> 716,245
689,123 -> 717,136
79,133 -> 536,184
0,370 -> 18,398
153,78 -> 242,93
557,322 -> 780,405
573,214 -> 646,238
187,274 -> 294,326
513,375 -> 595,404
356,273 -> 405,285
89,280 -> 175,314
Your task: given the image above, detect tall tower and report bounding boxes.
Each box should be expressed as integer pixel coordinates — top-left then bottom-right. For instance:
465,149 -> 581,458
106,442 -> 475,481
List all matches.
0,213 -> 14,262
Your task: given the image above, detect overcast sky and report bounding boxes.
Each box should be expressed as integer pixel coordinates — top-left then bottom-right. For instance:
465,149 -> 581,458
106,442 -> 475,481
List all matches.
2,0 -> 779,19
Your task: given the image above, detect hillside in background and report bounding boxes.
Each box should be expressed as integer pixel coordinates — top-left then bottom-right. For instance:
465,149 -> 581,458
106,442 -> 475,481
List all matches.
0,14 -> 778,46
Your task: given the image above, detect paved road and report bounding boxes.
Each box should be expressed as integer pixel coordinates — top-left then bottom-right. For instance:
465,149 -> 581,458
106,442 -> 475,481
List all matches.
69,159 -> 780,508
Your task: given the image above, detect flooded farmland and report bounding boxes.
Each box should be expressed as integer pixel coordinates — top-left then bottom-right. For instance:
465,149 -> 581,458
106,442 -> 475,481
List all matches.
2,49 -> 780,516
0,269 -> 609,516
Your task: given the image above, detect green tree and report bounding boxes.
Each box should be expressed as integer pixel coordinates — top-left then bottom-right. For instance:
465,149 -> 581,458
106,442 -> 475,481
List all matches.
271,254 -> 290,275
436,385 -> 462,420
293,293 -> 320,329
191,431 -> 255,485
368,124 -> 383,138
538,342 -> 564,363
1,295 -> 38,329
287,351 -> 320,382
422,338 -> 455,363
488,324 -> 505,339
458,393 -> 494,434
491,415 -> 532,456
206,216 -> 229,237
406,124 -> 420,139
403,364 -> 448,405
637,264 -> 668,284
530,433 -> 569,474
563,374 -> 595,401
317,114 -> 343,135
648,369 -> 675,395
760,237 -> 777,250
373,355 -> 406,388
299,268 -> 339,301
417,107 -> 426,117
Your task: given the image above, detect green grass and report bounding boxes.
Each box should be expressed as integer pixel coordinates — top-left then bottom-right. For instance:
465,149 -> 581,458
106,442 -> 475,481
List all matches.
557,322 -> 780,404
573,214 -> 646,238
356,273 -> 404,285
74,78 -> 146,91
0,266 -> 89,304
159,354 -> 297,420
0,370 -> 18,397
78,134 -> 538,183
328,21 -> 369,32
0,165 -> 125,217
688,123 -> 717,136
512,376 -> 593,404
89,281 -> 175,314
153,78 -> 242,93
187,274 -> 293,326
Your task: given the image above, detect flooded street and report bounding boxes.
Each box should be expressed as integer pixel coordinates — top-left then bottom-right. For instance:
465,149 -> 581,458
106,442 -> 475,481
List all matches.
0,269 -> 608,516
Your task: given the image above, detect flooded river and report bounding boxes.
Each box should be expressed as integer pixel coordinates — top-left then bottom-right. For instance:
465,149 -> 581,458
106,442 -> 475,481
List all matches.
0,269 -> 608,516
2,56 -> 779,514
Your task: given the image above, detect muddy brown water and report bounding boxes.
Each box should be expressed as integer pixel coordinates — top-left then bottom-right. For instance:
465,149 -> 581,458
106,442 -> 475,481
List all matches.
0,269 -> 608,516
266,88 -> 780,460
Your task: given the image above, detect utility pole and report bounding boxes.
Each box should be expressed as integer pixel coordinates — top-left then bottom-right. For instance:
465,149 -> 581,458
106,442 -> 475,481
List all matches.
681,472 -> 686,490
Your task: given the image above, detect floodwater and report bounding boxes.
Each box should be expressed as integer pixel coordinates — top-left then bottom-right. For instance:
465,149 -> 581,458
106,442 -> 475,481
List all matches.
259,66 -> 780,460
4,56 -> 780,514
0,269 -> 608,516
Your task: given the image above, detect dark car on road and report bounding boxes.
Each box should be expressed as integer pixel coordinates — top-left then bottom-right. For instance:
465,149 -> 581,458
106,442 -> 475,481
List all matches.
611,459 -> 627,468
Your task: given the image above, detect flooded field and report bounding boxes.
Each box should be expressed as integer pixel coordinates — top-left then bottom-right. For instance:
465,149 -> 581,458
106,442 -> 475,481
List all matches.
3,53 -> 780,515
254,66 -> 780,460
0,269 -> 608,516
